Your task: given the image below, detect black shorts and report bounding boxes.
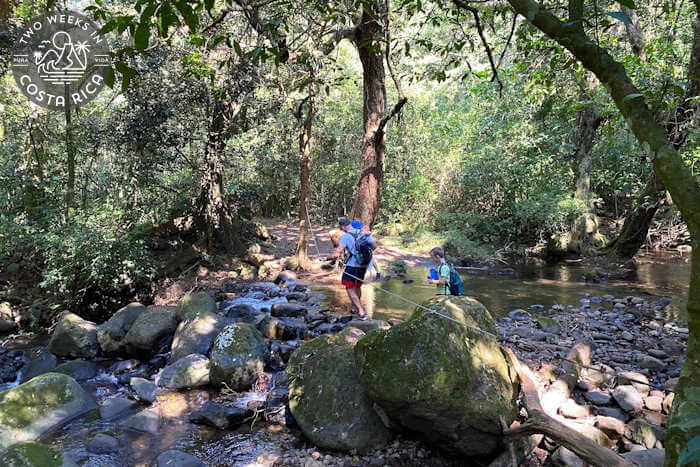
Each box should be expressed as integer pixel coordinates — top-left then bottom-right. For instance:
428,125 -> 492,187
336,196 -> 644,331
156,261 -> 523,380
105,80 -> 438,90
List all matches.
341,266 -> 367,288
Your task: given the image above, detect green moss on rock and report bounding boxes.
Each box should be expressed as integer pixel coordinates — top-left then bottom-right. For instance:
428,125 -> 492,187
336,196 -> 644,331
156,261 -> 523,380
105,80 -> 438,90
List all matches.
48,313 -> 99,359
0,442 -> 78,467
288,327 -> 392,453
209,323 -> 266,390
354,296 -> 517,458
177,292 -> 217,322
0,373 -> 96,449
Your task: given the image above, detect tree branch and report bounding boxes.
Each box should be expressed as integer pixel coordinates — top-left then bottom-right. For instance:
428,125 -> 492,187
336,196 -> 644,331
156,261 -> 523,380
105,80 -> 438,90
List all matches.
321,27 -> 358,55
453,0 -> 504,96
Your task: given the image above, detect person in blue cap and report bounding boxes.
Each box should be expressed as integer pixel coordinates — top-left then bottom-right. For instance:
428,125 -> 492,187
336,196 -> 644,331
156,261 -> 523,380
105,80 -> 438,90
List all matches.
331,218 -> 377,319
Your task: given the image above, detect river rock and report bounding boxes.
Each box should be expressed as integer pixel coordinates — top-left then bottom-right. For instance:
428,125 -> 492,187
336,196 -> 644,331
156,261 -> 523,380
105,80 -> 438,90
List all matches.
354,296 -> 517,457
124,306 -> 178,356
270,302 -> 306,318
154,450 -> 205,467
53,360 -> 99,381
0,302 -> 17,333
99,397 -> 137,420
346,319 -> 390,332
130,377 -> 159,403
626,419 -> 661,449
177,292 -> 217,322
508,309 -> 531,322
225,304 -> 266,326
662,393 -> 674,414
189,401 -> 250,429
87,434 -> 119,454
170,312 -> 230,362
595,415 -> 626,438
20,349 -> 57,383
644,395 -> 663,412
639,355 -> 665,371
613,385 -> 644,413
618,371 -> 650,395
288,327 -> 392,453
0,372 -> 96,449
536,316 -> 561,334
49,313 -> 99,358
156,354 -> 210,389
559,399 -> 590,419
621,449 -> 665,467
119,406 -> 161,433
210,323 -> 266,390
551,446 -> 583,467
584,390 -> 611,406
0,442 -> 78,467
97,303 -> 145,354
259,316 -> 306,340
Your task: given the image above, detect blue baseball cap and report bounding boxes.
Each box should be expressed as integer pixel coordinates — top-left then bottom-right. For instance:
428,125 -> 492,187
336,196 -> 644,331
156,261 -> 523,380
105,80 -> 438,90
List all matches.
351,220 -> 363,229
338,218 -> 351,227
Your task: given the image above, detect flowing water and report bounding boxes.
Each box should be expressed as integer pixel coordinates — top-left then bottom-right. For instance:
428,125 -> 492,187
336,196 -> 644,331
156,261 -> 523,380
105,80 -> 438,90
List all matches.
2,250 -> 691,466
317,250 -> 691,322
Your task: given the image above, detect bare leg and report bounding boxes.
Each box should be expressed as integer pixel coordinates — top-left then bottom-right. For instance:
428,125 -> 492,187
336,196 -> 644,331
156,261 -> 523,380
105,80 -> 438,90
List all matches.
346,287 -> 365,317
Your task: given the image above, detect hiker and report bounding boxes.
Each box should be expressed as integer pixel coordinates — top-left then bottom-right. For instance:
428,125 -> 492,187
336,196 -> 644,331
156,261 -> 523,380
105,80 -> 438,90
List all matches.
351,220 -> 381,281
426,247 -> 451,295
425,246 -> 465,295
332,218 -> 377,319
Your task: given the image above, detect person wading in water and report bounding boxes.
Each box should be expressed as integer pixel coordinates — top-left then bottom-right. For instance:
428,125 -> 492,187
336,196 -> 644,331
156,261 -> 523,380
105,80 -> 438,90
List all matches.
332,218 -> 376,319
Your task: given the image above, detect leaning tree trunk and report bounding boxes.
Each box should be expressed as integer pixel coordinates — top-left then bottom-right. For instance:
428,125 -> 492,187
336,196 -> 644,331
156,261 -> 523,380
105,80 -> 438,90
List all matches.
491,0 -> 700,463
350,1 -> 387,228
294,97 -> 314,270
604,169 -> 666,257
195,99 -> 238,252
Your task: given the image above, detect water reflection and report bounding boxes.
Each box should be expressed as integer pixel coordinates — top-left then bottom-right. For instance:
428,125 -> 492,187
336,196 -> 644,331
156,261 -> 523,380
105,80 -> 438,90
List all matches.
318,251 -> 690,322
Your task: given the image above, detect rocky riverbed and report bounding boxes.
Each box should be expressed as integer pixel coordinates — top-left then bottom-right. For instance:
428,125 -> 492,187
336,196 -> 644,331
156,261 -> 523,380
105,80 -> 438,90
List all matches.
0,273 -> 684,466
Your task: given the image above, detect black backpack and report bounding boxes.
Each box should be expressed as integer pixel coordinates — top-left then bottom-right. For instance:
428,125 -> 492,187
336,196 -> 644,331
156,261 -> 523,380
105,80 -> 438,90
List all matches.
347,231 -> 374,267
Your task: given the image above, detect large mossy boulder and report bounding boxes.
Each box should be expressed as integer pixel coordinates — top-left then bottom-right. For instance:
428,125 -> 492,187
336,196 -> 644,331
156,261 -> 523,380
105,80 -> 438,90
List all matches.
97,303 -> 146,355
288,327 -> 392,453
48,313 -> 99,359
354,296 -> 518,458
0,373 -> 96,449
170,312 -> 230,362
0,442 -> 78,467
123,306 -> 178,356
177,292 -> 217,322
209,323 -> 266,390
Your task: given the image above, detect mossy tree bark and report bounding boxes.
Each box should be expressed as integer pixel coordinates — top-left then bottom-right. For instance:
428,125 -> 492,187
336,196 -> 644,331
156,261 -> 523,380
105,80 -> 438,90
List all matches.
486,0 -> 700,462
294,96 -> 314,271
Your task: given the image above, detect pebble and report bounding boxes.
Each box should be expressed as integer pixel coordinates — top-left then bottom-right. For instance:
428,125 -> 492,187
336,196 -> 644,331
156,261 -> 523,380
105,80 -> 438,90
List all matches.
639,356 -> 665,371
584,390 -> 611,406
644,396 -> 663,412
595,416 -> 626,438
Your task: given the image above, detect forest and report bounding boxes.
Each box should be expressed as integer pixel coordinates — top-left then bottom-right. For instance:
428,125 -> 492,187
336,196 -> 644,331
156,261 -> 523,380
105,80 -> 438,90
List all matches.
0,0 -> 698,465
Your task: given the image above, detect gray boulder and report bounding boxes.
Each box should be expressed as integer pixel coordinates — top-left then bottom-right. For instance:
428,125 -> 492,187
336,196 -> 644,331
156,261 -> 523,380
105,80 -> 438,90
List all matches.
0,372 -> 96,449
130,377 -> 159,403
99,397 -> 137,420
0,442 -> 78,467
288,327 -> 392,453
225,304 -> 266,326
87,434 -> 119,454
210,323 -> 267,390
124,306 -> 178,355
53,360 -> 99,381
156,354 -> 210,389
49,313 -> 99,358
119,407 -> 161,434
613,385 -> 644,413
153,450 -> 205,467
270,302 -> 306,318
621,449 -> 665,467
189,401 -> 250,430
170,312 -> 230,362
20,350 -> 57,383
97,303 -> 145,354
177,292 -> 217,322
354,296 -> 518,458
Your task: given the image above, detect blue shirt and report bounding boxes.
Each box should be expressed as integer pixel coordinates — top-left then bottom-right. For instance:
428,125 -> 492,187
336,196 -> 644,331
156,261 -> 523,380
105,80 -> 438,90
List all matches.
339,229 -> 374,267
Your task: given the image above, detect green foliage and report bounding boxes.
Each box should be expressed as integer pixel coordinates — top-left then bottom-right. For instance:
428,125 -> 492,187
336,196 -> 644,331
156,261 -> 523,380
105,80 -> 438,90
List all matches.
389,259 -> 407,275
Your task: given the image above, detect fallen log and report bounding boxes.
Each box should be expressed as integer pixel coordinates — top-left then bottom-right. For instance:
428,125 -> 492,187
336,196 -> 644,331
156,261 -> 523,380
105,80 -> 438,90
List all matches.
502,347 -> 633,467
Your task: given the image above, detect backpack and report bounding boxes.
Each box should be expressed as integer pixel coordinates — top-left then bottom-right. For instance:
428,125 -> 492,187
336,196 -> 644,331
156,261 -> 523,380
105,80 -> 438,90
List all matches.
345,230 -> 374,267
442,263 -> 465,295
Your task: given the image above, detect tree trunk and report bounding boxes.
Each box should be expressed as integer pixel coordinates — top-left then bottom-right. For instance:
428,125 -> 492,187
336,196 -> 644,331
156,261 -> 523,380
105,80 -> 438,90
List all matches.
572,103 -> 602,207
490,0 -> 700,462
295,97 -> 314,270
604,169 -> 666,257
195,99 -> 237,252
350,1 -> 387,228
64,84 -> 75,218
